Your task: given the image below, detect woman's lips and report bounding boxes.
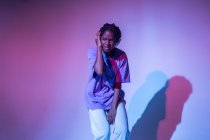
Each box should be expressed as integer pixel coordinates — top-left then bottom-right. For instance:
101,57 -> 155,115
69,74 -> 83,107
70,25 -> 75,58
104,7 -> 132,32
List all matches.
104,46 -> 110,50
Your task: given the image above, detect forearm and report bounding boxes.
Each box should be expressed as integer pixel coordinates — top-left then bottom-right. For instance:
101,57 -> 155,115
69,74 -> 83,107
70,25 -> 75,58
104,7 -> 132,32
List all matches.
111,88 -> 121,109
94,46 -> 104,75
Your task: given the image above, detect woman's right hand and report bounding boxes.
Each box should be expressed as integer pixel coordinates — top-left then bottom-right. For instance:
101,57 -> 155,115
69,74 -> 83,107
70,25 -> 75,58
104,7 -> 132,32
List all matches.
95,31 -> 102,48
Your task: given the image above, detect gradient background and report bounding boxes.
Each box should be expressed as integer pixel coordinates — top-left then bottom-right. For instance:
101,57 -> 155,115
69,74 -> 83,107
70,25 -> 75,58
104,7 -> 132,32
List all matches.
1,0 -> 210,140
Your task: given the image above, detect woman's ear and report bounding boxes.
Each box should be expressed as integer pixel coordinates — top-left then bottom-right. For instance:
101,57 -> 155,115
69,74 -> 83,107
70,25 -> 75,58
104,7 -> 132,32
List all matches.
114,39 -> 121,47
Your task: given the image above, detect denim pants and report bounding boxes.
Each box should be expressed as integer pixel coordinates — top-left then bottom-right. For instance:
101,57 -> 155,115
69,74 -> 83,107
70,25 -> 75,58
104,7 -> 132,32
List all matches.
88,102 -> 129,140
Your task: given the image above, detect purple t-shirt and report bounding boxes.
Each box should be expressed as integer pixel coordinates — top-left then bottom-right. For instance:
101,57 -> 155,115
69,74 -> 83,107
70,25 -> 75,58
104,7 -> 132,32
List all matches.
85,47 -> 130,110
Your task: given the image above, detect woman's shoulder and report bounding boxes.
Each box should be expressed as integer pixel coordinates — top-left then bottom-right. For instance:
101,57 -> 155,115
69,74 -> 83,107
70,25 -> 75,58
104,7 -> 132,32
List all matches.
113,48 -> 127,60
87,47 -> 97,57
114,47 -> 125,54
88,47 -> 97,53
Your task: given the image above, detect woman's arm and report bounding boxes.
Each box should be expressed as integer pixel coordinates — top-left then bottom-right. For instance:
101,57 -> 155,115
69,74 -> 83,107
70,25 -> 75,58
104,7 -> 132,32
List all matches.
107,87 -> 121,124
94,31 -> 104,75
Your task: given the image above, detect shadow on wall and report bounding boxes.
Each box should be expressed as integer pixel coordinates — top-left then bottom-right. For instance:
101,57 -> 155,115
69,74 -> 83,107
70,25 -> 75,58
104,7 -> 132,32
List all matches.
128,71 -> 192,140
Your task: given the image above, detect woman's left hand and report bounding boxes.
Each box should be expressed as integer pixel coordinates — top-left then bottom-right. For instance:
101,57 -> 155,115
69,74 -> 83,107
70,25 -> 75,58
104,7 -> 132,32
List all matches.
107,107 -> 117,124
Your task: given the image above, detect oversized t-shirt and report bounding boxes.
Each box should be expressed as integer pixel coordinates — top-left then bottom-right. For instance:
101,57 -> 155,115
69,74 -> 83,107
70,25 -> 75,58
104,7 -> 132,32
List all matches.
85,47 -> 130,110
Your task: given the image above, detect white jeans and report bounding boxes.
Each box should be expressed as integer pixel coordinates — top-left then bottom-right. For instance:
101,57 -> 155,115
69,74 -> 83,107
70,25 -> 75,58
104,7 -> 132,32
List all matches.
89,102 -> 129,140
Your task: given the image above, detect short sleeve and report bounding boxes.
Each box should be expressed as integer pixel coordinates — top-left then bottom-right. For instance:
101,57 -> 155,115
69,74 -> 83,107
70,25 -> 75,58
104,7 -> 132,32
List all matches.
87,48 -> 97,78
115,53 -> 130,83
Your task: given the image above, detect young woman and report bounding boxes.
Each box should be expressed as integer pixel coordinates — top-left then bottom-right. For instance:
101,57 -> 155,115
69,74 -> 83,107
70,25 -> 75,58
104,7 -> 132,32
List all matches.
85,23 -> 130,140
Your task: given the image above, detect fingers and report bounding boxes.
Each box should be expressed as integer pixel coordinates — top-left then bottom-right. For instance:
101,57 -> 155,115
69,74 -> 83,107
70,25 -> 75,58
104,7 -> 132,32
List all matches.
95,31 -> 102,47
95,31 -> 101,40
96,31 -> 101,37
95,31 -> 99,43
107,112 -> 115,124
107,115 -> 113,124
96,31 -> 101,42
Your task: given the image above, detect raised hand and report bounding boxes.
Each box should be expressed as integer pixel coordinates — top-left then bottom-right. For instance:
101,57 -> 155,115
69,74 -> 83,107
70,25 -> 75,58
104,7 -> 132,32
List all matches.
95,31 -> 102,48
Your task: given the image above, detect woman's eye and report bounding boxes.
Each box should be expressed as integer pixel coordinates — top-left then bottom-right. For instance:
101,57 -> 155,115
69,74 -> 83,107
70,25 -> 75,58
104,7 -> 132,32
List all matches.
102,38 -> 114,43
102,38 -> 108,41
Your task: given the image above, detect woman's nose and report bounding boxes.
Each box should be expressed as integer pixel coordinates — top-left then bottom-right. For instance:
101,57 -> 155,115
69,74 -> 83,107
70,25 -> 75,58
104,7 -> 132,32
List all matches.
106,40 -> 112,45
104,41 -> 109,45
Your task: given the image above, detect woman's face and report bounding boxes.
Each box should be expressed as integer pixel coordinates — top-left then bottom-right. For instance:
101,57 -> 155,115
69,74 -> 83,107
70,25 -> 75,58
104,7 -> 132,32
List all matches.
101,30 -> 115,54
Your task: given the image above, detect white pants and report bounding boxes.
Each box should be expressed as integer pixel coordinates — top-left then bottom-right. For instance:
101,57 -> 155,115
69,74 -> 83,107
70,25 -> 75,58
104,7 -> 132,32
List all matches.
89,103 -> 129,140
